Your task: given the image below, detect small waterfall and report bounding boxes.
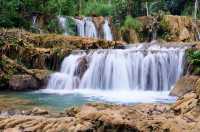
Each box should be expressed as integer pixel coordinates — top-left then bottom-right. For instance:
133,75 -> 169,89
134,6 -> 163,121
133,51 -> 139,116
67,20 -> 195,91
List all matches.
58,16 -> 68,35
46,44 -> 186,92
65,17 -> 113,40
84,17 -> 98,38
146,1 -> 149,16
194,0 -> 198,20
103,18 -> 113,41
198,31 -> 200,40
32,16 -> 37,28
74,19 -> 85,37
73,17 -> 98,38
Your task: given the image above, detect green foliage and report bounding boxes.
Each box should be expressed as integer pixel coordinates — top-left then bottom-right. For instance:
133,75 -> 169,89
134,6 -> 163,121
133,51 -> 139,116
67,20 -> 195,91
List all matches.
121,16 -> 143,32
186,49 -> 200,75
82,2 -> 113,16
46,19 -> 62,34
45,0 -> 76,16
67,17 -> 76,35
187,49 -> 200,66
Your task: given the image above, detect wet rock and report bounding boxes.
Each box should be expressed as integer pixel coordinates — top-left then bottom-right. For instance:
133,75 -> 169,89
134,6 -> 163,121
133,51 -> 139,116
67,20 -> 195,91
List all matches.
121,29 -> 139,43
9,75 -> 39,91
170,76 -> 199,97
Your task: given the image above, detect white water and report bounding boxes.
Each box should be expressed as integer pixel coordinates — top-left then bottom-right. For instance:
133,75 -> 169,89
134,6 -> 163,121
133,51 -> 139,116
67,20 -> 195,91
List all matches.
65,17 -> 113,40
44,44 -> 186,103
32,16 -> 37,28
73,17 -> 98,38
84,17 -> 98,38
74,19 -> 85,37
194,0 -> 198,20
103,18 -> 113,41
58,16 -> 68,35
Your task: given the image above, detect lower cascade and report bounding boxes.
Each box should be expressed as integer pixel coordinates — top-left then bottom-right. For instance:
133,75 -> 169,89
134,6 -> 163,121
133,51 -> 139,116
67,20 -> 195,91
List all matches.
46,44 -> 186,94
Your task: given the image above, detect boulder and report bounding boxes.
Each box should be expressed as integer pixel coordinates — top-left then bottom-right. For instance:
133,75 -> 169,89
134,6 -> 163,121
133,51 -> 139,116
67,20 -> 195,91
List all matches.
9,74 -> 39,91
170,76 -> 199,97
121,29 -> 139,43
31,107 -> 49,115
8,70 -> 49,91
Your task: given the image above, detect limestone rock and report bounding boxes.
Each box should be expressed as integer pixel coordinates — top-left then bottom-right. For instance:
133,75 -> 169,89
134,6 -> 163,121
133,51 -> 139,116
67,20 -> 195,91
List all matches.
9,75 -> 39,91
31,107 -> 49,115
170,76 -> 199,97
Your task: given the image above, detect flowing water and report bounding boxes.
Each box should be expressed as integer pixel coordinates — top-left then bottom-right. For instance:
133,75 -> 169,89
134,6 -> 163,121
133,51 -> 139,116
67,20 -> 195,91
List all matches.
40,44 -> 187,105
63,17 -> 113,40
58,16 -> 68,35
32,16 -> 37,28
103,18 -> 113,41
194,0 -> 198,20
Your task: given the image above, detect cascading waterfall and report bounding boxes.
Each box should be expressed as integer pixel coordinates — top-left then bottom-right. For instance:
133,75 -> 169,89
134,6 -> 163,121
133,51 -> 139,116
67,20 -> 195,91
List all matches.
46,44 -> 186,93
103,18 -> 113,41
58,16 -> 68,35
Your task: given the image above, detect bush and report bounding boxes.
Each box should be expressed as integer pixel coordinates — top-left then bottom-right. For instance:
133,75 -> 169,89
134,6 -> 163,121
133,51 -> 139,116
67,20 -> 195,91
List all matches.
0,13 -> 30,29
82,2 -> 113,16
186,49 -> 200,75
121,16 -> 143,32
46,19 -> 62,34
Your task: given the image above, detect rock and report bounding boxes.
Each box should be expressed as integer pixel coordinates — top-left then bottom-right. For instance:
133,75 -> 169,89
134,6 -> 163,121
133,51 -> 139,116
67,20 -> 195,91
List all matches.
4,127 -> 22,132
121,29 -> 139,43
170,76 -> 199,97
9,75 -> 39,91
8,69 -> 49,91
30,69 -> 50,88
179,27 -> 190,41
160,15 -> 196,42
194,79 -> 200,97
31,107 -> 49,115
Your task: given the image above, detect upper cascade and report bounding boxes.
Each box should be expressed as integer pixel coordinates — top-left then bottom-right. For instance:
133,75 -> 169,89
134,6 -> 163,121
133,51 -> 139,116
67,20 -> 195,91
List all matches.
59,16 -> 113,41
47,44 -> 187,92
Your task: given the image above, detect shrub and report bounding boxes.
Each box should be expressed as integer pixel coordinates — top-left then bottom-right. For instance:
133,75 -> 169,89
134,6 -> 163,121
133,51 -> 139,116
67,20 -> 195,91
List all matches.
82,2 -> 113,16
121,16 -> 143,32
186,49 -> 200,75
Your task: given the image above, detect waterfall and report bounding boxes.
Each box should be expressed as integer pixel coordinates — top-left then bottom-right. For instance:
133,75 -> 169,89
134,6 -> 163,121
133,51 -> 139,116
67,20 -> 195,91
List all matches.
73,17 -> 98,38
194,0 -> 198,20
198,31 -> 200,40
103,18 -> 113,41
64,17 -> 113,40
146,1 -> 149,16
74,19 -> 85,37
46,44 -> 186,92
32,16 -> 37,28
58,16 -> 68,35
84,17 -> 98,38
